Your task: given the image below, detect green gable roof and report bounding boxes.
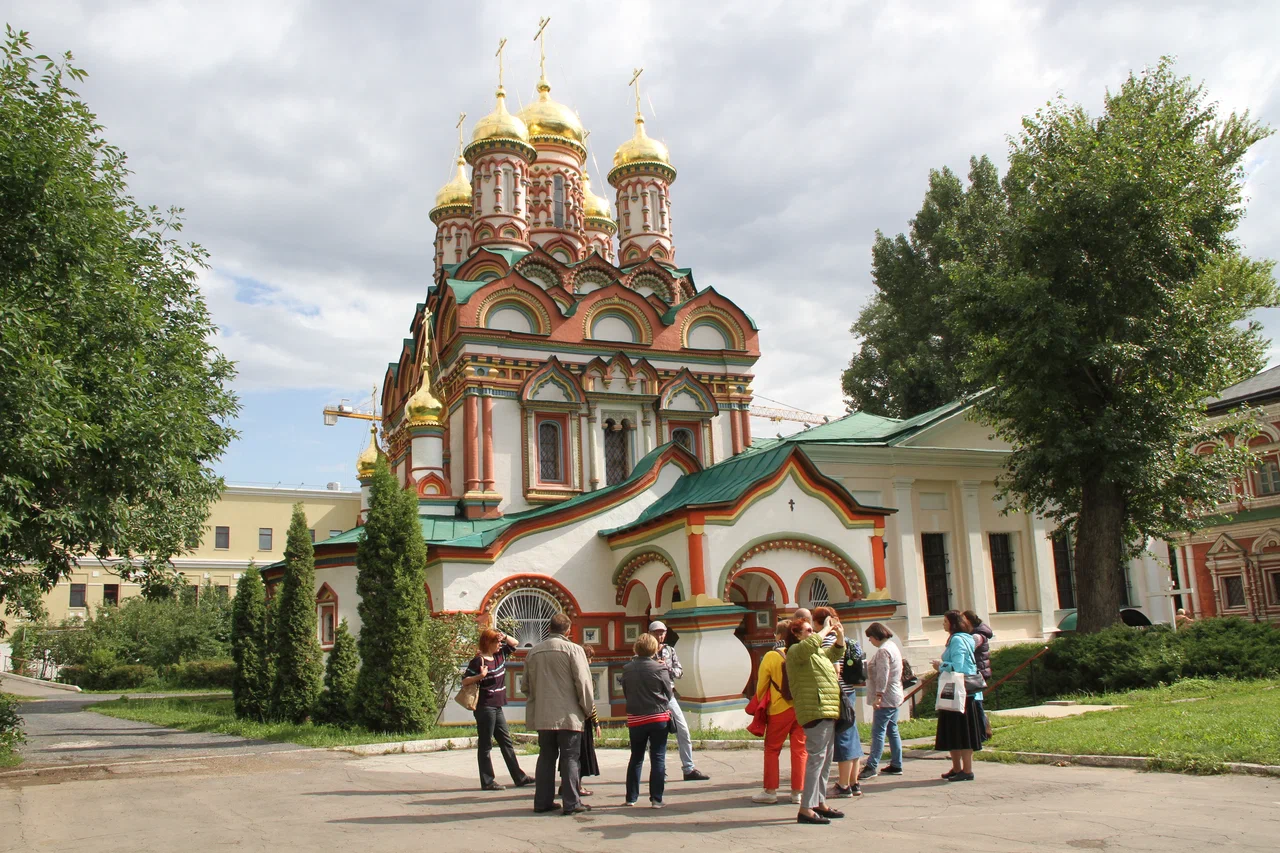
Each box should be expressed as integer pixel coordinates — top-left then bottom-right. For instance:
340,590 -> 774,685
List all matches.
746,394 -> 984,451
445,279 -> 489,304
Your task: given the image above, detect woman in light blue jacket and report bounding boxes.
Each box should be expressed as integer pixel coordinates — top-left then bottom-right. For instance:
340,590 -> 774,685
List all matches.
931,610 -> 984,781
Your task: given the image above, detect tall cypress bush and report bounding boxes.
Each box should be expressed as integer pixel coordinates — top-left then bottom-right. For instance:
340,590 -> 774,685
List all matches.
269,503 -> 323,723
230,565 -> 271,720
354,459 -> 433,731
317,619 -> 359,726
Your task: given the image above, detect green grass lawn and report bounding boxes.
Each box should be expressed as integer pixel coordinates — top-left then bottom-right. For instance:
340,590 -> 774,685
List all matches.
88,697 -> 490,748
982,678 -> 1280,772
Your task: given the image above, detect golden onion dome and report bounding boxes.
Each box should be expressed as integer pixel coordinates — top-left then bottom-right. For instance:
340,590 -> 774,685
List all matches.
518,76 -> 584,146
355,424 -> 384,479
470,86 -> 529,146
432,156 -> 471,210
404,371 -> 444,426
612,114 -> 671,169
581,170 -> 613,222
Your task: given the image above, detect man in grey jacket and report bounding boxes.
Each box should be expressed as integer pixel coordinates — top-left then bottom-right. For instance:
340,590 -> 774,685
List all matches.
648,621 -> 710,781
524,612 -> 595,815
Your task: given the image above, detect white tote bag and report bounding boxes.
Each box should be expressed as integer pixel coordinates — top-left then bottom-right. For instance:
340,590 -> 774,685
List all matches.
935,670 -> 967,713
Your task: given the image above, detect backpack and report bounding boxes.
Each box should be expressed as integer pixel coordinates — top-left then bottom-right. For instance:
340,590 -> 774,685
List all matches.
841,642 -> 867,686
900,658 -> 918,687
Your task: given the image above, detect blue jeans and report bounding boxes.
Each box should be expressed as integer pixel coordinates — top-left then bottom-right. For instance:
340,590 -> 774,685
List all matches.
626,721 -> 669,804
865,706 -> 902,771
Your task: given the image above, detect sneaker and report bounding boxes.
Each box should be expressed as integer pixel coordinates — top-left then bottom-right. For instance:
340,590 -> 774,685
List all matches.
683,769 -> 710,781
624,800 -> 637,807
832,784 -> 853,799
651,800 -> 665,809
861,765 -> 879,779
751,789 -> 779,804
851,783 -> 863,797
790,791 -> 803,805
881,765 -> 903,775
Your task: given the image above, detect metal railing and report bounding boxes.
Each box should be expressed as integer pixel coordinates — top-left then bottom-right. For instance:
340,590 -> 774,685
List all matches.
0,653 -> 60,681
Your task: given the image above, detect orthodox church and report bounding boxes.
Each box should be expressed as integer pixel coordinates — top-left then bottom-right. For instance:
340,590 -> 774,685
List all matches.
285,48 -> 900,727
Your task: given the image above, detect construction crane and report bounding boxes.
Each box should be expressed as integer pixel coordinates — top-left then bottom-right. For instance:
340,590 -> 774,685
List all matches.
749,404 -> 829,425
322,386 -> 381,426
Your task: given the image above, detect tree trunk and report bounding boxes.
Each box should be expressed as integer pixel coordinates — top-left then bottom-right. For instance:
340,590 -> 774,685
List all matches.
1074,475 -> 1127,634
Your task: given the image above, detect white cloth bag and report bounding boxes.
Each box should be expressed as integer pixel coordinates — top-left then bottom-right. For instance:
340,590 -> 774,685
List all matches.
935,670 -> 967,713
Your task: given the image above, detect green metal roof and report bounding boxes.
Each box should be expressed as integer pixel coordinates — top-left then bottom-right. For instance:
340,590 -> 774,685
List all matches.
444,279 -> 489,304
321,516 -> 510,547
746,394 -> 984,450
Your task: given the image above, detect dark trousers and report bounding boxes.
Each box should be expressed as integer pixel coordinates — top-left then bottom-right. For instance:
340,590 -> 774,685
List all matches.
534,729 -> 582,813
474,706 -> 525,787
625,721 -> 669,805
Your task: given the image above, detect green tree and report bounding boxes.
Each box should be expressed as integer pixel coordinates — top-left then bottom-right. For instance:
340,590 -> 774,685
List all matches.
0,29 -> 239,632
231,565 -> 271,721
269,505 -> 323,722
949,60 -> 1277,632
354,459 -> 433,732
423,612 -> 479,724
841,156 -> 1005,418
316,619 -> 359,726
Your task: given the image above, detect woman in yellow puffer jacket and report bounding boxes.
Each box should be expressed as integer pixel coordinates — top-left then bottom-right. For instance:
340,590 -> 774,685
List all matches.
751,622 -> 807,805
784,615 -> 846,825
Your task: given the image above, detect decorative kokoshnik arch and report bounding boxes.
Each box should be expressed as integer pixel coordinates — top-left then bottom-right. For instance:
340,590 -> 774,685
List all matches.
478,574 -> 581,620
720,536 -> 866,603
612,548 -> 677,605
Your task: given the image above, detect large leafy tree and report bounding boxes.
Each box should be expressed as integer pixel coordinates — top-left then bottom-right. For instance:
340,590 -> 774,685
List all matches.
950,60 -> 1277,632
354,458 -> 433,732
0,29 -> 238,631
841,156 -> 1005,418
231,565 -> 271,721
269,505 -> 323,722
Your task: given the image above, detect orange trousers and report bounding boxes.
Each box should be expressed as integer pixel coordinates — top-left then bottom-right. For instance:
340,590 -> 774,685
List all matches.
762,707 -> 807,791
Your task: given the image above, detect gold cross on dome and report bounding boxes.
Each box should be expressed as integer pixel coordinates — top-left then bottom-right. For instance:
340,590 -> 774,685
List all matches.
534,17 -> 551,78
628,67 -> 644,115
455,112 -> 466,153
495,37 -> 507,88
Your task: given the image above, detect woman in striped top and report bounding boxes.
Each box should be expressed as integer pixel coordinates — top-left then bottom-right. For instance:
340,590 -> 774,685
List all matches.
621,632 -> 674,808
463,628 -> 534,791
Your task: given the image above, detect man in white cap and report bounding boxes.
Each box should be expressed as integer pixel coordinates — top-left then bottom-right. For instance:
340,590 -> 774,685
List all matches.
648,620 -> 710,781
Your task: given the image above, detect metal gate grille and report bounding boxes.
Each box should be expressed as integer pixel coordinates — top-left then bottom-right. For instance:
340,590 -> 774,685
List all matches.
495,588 -> 563,648
604,426 -> 628,485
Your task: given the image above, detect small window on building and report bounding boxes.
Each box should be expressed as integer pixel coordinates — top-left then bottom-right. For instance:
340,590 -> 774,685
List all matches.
604,419 -> 630,486
671,427 -> 695,452
989,533 -> 1017,612
921,533 -> 951,616
215,585 -> 230,600
103,584 -> 119,606
538,420 -> 563,482
1258,461 -> 1280,496
259,528 -> 273,551
553,174 -> 565,229
1051,532 -> 1076,609
214,526 -> 230,550
329,529 -> 343,539
69,583 -> 87,608
1270,571 -> 1280,606
309,529 -> 316,544
1222,575 -> 1246,609
318,606 -> 335,647
503,167 -> 515,213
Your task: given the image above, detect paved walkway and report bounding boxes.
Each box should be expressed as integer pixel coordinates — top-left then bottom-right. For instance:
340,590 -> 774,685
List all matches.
2,740 -> 1276,851
1,676 -> 305,768
990,703 -> 1126,719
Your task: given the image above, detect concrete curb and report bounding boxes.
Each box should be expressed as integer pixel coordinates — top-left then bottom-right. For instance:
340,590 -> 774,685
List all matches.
337,737 -> 481,756
0,748 -> 319,780
976,749 -> 1280,778
0,672 -> 81,693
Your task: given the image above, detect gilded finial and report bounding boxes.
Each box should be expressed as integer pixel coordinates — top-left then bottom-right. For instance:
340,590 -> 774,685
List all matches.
455,112 -> 466,157
628,67 -> 644,122
534,16 -> 551,88
495,37 -> 507,90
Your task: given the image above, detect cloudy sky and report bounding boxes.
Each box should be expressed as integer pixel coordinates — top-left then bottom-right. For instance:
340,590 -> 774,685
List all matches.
8,0 -> 1279,488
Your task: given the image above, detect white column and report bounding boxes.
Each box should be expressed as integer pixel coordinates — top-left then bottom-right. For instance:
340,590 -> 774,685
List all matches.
892,477 -> 926,644
641,415 -> 653,455
959,480 -> 991,622
1028,513 -> 1059,635
585,410 -> 599,490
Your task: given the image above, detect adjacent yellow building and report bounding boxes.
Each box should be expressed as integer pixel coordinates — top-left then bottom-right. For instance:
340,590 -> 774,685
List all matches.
38,485 -> 361,623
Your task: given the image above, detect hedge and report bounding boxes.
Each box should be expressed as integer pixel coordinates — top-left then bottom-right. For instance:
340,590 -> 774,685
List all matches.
59,663 -> 156,690
167,659 -> 235,689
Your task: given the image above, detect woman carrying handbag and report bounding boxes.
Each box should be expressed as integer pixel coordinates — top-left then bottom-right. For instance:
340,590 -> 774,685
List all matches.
931,610 -> 985,782
461,628 -> 534,791
750,621 -> 807,805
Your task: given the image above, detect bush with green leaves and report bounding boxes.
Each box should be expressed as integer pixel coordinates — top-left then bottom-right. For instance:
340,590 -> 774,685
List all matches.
424,612 -> 480,724
168,659 -> 235,689
316,619 -> 359,726
354,459 -> 434,732
231,565 -> 271,720
0,692 -> 24,757
58,662 -> 156,690
269,504 -> 323,723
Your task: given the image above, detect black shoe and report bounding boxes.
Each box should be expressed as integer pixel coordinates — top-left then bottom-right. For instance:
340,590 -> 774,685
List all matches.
797,812 -> 831,825
683,769 -> 710,781
563,804 -> 592,816
941,769 -> 961,780
946,772 -> 975,782
514,776 -> 535,787
814,805 -> 845,819
881,765 -> 903,775
533,803 -> 561,813
481,782 -> 504,791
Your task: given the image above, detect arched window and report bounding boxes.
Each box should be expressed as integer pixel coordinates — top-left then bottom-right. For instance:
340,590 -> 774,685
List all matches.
503,167 -> 515,213
495,587 -> 563,648
806,576 -> 830,608
604,418 -> 630,485
553,175 -> 565,229
316,586 -> 337,649
538,420 -> 563,482
672,427 -> 694,451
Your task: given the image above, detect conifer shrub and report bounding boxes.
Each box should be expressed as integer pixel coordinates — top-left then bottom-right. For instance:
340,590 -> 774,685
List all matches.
354,459 -> 434,732
231,565 -> 271,719
269,504 -> 324,723
316,619 -> 359,726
